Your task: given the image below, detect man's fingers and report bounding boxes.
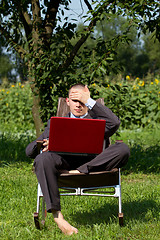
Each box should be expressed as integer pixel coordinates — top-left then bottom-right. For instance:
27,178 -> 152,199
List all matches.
69,86 -> 90,104
84,85 -> 89,92
69,92 -> 81,99
43,139 -> 49,147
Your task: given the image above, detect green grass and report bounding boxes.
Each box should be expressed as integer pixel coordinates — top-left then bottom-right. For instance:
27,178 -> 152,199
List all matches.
0,126 -> 160,239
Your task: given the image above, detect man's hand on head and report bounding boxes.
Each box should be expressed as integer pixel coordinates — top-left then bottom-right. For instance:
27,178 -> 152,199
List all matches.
69,85 -> 90,104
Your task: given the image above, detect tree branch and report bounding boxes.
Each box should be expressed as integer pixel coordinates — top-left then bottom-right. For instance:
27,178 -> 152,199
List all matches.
44,0 -> 61,38
31,0 -> 42,24
20,10 -> 32,41
31,0 -> 42,43
83,0 -> 93,11
22,10 -> 32,26
60,16 -> 97,70
0,25 -> 27,60
61,1 -> 108,70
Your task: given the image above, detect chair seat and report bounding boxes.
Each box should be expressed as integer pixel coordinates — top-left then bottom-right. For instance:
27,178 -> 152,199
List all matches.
58,168 -> 119,188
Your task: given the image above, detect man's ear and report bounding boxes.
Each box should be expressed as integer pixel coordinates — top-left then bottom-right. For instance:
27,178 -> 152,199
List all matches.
66,98 -> 70,106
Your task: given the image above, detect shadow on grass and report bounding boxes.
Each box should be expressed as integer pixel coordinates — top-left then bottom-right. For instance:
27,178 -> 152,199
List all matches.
1,132 -> 159,173
123,144 -> 160,174
71,199 -> 159,226
0,133 -> 33,166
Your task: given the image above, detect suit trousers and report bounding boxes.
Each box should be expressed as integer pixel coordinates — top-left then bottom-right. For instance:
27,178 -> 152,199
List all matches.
34,142 -> 130,212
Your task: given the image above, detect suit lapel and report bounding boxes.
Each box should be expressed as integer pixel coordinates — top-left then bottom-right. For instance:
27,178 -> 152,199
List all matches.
83,113 -> 92,119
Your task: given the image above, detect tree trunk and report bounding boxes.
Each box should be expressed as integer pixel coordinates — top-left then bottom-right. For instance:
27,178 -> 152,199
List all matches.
28,73 -> 44,137
32,94 -> 44,137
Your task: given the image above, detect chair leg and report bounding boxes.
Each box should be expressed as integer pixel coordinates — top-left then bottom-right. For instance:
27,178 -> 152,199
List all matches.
34,197 -> 47,229
117,169 -> 124,226
118,212 -> 124,226
34,183 -> 47,229
41,198 -> 47,226
34,212 -> 41,229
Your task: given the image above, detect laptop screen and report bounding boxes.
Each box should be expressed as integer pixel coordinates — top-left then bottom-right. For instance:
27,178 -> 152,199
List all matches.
48,117 -> 106,155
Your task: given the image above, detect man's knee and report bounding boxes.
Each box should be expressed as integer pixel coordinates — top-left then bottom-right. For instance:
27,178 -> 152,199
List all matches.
117,142 -> 130,165
119,142 -> 130,157
34,152 -> 56,171
34,152 -> 64,172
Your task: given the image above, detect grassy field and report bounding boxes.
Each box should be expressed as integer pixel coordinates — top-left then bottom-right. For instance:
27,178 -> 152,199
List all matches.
0,126 -> 160,239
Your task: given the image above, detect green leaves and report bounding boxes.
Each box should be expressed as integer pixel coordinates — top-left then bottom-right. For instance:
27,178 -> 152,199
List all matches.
0,83 -> 34,131
1,0 -> 160,130
90,78 -> 160,129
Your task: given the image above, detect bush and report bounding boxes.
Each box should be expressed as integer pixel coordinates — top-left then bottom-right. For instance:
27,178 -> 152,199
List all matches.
0,77 -> 159,132
0,82 -> 34,132
90,77 -> 160,129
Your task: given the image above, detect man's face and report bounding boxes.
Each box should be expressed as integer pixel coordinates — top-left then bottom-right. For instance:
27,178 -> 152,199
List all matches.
66,88 -> 88,117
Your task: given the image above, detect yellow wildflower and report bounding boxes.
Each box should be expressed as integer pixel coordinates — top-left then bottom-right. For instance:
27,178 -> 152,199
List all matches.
133,85 -> 139,90
107,84 -> 110,88
21,85 -> 24,88
136,77 -> 140,81
126,75 -> 130,81
138,81 -> 145,87
19,82 -> 21,86
151,82 -> 154,85
92,83 -> 96,87
155,79 -> 159,84
119,83 -> 122,86
11,85 -> 15,87
159,91 -> 160,94
6,103 -> 8,107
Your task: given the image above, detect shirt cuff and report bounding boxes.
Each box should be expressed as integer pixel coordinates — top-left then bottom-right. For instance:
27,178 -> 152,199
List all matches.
85,98 -> 96,110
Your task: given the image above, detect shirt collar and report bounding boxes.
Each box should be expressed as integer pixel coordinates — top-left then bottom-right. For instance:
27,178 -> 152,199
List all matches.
70,112 -> 88,118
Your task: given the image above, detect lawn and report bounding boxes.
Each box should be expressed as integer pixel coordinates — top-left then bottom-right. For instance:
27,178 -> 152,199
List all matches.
0,126 -> 160,239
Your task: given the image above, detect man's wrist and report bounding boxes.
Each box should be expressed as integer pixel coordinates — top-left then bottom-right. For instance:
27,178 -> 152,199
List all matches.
85,98 -> 96,110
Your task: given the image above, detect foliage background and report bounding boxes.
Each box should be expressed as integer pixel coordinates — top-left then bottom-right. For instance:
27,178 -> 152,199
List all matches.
0,83 -> 34,132
0,0 -> 160,133
0,75 -> 159,131
91,76 -> 160,129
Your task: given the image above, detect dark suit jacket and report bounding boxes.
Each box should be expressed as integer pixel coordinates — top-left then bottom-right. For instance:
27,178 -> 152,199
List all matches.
25,101 -> 120,159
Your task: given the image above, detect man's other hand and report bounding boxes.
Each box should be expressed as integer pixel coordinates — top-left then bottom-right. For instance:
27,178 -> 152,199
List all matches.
42,139 -> 49,152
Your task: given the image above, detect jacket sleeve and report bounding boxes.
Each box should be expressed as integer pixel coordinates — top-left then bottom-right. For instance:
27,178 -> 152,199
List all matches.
88,101 -> 120,138
25,119 -> 50,159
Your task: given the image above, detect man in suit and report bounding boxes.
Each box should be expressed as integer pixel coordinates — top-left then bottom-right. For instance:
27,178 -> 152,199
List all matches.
26,83 -> 130,235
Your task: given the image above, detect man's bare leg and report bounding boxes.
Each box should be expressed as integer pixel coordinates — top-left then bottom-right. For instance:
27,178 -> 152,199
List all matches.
52,210 -> 78,235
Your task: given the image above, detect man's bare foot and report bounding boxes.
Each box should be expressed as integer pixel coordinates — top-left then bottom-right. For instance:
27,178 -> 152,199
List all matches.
69,170 -> 80,174
52,210 -> 78,235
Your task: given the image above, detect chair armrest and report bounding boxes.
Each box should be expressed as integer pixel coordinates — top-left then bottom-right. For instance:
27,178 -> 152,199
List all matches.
36,141 -> 44,153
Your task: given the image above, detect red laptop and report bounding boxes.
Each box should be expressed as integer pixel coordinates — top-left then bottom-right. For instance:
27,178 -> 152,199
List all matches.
48,117 -> 106,155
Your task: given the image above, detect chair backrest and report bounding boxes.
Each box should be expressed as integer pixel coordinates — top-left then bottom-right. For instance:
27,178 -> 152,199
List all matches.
56,97 -> 104,117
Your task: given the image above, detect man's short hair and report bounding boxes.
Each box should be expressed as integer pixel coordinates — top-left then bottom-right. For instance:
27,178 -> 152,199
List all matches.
68,83 -> 85,96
